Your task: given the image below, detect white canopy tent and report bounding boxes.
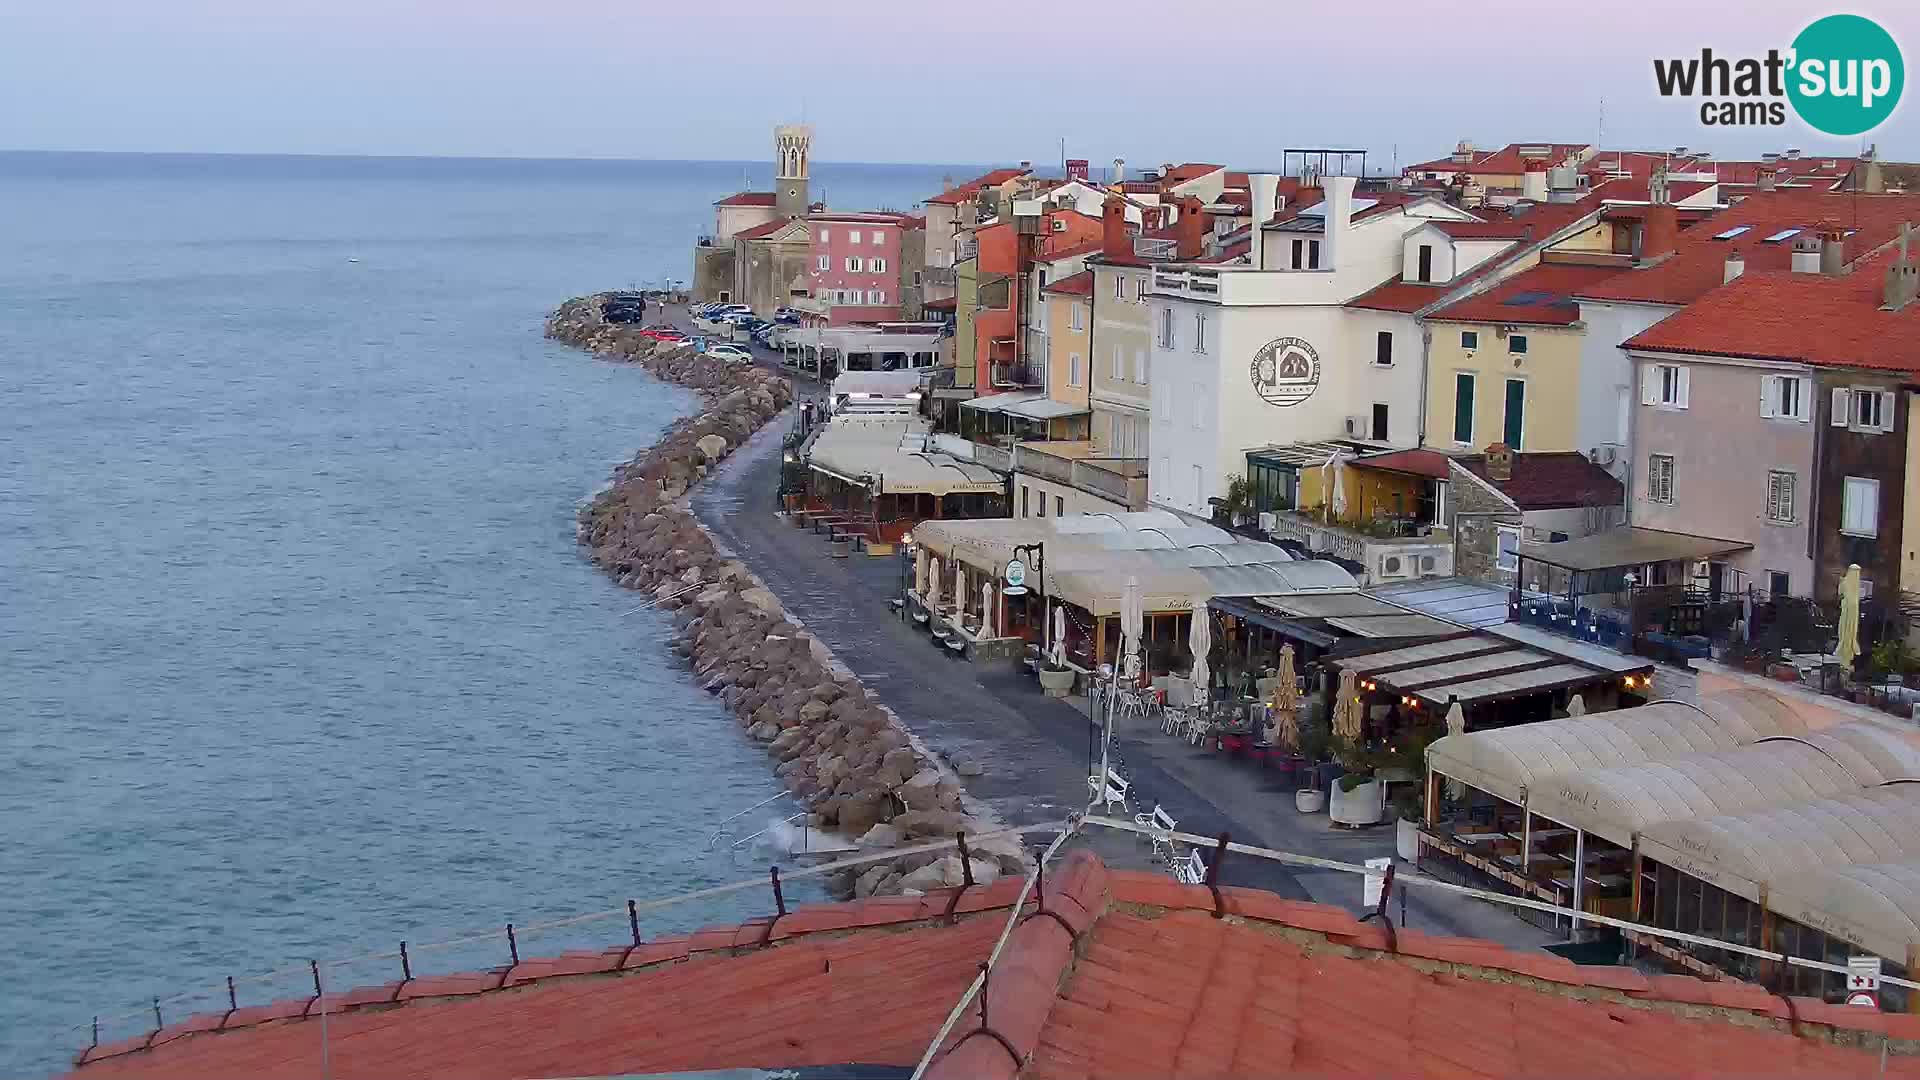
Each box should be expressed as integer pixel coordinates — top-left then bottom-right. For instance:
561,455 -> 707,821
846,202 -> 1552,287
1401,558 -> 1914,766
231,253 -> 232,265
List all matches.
1767,860 -> 1920,964
806,418 -> 1003,497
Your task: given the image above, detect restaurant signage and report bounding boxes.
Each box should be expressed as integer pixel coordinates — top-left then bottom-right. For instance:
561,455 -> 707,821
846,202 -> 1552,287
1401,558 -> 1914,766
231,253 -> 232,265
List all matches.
1003,559 -> 1027,595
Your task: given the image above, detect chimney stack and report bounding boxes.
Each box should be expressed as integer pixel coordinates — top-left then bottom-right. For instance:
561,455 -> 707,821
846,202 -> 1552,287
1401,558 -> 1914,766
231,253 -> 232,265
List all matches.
1883,224 -> 1918,311
1066,159 -> 1089,182
1101,195 -> 1131,259
1791,233 -> 1822,273
1723,250 -> 1745,283
1111,158 -> 1126,184
1175,196 -> 1206,260
1484,443 -> 1514,482
1639,203 -> 1678,261
1820,227 -> 1846,275
1320,175 -> 1356,272
1247,174 -> 1280,270
1758,171 -> 1777,193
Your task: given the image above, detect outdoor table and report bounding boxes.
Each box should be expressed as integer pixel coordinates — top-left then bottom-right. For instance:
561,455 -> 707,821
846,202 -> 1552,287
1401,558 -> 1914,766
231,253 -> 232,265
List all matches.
1455,831 -> 1509,845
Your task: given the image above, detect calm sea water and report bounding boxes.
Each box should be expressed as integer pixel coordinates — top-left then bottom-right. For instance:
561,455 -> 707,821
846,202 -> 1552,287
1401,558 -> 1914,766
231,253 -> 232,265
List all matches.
0,151 -> 957,1076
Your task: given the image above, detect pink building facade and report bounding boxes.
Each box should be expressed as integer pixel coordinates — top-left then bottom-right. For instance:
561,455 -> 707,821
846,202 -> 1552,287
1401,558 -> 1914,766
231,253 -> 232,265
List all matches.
807,213 -> 906,326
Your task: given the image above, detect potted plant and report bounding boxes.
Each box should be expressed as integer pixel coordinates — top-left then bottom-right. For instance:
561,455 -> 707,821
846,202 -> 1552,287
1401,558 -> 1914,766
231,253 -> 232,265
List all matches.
1038,654 -> 1076,697
1294,716 -> 1329,814
1328,735 -> 1384,827
1392,785 -> 1423,861
1222,474 -> 1256,528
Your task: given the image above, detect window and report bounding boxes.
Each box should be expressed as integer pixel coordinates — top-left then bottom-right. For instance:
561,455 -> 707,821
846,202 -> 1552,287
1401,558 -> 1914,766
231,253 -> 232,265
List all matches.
848,231 -> 860,244
1644,363 -> 1690,408
1038,490 -> 1047,517
1191,464 -> 1204,506
1113,274 -> 1124,300
1766,470 -> 1797,524
1648,453 -> 1676,503
1417,244 -> 1433,282
912,271 -> 922,286
1158,307 -> 1176,349
1308,240 -> 1321,269
1768,571 -> 1791,597
1452,372 -> 1475,444
1021,486 -> 1030,518
1055,496 -> 1064,517
1069,353 -> 1083,387
870,257 -> 886,273
867,290 -> 885,304
1838,387 -> 1895,432
870,230 -> 884,245
1375,331 -> 1393,367
1461,330 -> 1479,350
817,229 -> 830,242
1761,375 -> 1810,421
1496,526 -> 1520,573
1133,348 -> 1148,384
1842,476 -> 1880,536
1371,403 -> 1389,442
1070,305 -> 1084,332
1193,312 -> 1208,354
846,256 -> 863,272
1291,238 -> 1304,269
1111,343 -> 1124,380
816,255 -> 829,271
1508,334 -> 1528,355
1503,378 -> 1526,448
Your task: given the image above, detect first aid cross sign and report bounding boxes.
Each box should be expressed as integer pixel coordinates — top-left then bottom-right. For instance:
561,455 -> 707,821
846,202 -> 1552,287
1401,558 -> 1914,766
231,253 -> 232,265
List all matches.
1847,955 -> 1881,1009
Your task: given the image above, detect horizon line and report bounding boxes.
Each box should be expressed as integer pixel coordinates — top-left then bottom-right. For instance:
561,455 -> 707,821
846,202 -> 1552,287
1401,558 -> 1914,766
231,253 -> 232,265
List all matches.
0,147 -> 998,169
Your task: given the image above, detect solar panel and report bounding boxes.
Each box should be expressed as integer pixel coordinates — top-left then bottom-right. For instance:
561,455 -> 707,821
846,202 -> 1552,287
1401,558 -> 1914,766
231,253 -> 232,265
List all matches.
1713,226 -> 1752,240
1501,290 -> 1552,306
1762,228 -> 1801,242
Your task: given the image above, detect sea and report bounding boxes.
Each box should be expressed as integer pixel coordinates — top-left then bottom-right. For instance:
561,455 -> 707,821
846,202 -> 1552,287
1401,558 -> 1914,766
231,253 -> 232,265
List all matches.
0,151 -> 958,1077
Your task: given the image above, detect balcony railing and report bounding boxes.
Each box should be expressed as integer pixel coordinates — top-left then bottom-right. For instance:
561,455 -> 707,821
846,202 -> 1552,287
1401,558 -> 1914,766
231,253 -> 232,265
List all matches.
990,362 -> 1040,388
1012,444 -> 1075,485
923,266 -> 957,288
972,443 -> 1012,474
1075,459 -> 1149,509
1259,511 -> 1452,582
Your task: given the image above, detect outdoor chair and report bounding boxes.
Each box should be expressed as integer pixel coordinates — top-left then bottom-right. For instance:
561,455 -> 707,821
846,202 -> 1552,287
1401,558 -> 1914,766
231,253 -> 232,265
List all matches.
1172,848 -> 1207,885
1135,803 -> 1179,863
1088,768 -> 1130,816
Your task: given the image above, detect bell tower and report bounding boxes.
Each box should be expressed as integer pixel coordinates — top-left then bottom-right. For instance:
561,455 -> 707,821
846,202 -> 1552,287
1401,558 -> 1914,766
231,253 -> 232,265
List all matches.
774,124 -> 813,220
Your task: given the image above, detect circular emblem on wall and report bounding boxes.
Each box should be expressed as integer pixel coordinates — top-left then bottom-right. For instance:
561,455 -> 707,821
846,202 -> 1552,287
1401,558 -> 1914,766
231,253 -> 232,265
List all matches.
1249,336 -> 1321,408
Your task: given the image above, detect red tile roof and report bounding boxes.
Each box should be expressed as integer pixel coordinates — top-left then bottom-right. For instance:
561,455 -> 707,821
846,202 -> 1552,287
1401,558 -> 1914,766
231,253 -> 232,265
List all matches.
1345,277 -> 1455,314
1033,238 -> 1103,264
1434,219 -> 1536,239
1623,253 -> 1920,373
924,168 -> 1031,205
1352,447 -> 1452,479
1455,451 -> 1627,510
808,211 -> 913,224
1161,162 -> 1224,183
1115,180 -> 1160,194
68,853 -> 1920,1080
1576,190 -> 1920,304
733,217 -> 800,241
715,190 -> 776,207
1042,269 -> 1094,296
1427,260 -> 1628,326
1409,142 -> 1592,176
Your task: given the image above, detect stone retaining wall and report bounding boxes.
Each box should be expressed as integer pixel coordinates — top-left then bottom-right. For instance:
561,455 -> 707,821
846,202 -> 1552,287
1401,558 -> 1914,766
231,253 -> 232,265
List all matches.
547,296 -> 1027,898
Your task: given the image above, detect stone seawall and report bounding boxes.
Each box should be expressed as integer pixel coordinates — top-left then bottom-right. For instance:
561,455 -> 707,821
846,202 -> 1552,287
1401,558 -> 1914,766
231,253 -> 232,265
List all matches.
546,296 -> 1026,898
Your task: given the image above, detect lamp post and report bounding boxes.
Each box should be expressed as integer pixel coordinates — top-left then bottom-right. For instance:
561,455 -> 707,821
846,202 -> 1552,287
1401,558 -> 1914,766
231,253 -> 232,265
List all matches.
1010,541 -> 1045,646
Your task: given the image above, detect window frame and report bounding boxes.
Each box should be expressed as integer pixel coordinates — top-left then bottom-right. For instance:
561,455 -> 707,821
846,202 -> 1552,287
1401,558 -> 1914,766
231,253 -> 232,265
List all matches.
1417,244 -> 1433,283
848,231 -> 861,245
1462,330 -> 1479,350
1765,469 -> 1797,524
1375,330 -> 1393,367
1761,374 -> 1810,422
1495,525 -> 1521,573
869,256 -> 886,273
1841,475 -> 1880,537
1193,312 -> 1208,354
846,256 -> 863,272
1503,377 -> 1526,449
1451,371 -> 1476,445
1371,402 -> 1389,442
1648,453 -> 1676,504
1308,239 -> 1321,269
1158,306 -> 1176,350
1069,304 -> 1084,332
1508,333 -> 1529,355
1068,352 -> 1083,387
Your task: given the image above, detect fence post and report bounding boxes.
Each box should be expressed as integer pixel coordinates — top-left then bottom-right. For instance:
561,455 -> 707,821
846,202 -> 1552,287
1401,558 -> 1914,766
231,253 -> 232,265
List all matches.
227,976 -> 237,1012
769,867 -> 787,917
628,900 -> 641,947
151,998 -> 161,1031
399,941 -> 412,982
310,960 -> 322,998
91,1017 -> 98,1049
506,923 -> 519,966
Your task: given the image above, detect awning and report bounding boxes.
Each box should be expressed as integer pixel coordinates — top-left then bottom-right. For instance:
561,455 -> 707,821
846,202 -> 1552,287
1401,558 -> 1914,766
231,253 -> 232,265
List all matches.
1525,722 -> 1920,848
1768,860 -> 1920,961
1425,689 -> 1805,805
960,392 -> 1043,415
1002,397 -> 1090,421
1349,448 -> 1452,480
1050,559 -> 1357,618
831,370 -> 924,398
1254,592 -> 1460,640
1365,578 -> 1512,628
1333,629 -> 1651,709
1638,784 -> 1920,904
1517,527 -> 1752,572
912,511 -> 1228,575
805,417 -> 1004,497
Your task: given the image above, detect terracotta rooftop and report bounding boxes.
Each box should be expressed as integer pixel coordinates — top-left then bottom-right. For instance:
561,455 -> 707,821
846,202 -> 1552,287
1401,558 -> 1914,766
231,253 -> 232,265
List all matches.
1623,251 -> 1920,374
1033,238 -> 1103,265
1042,269 -> 1094,296
1407,142 -> 1592,175
1161,162 -> 1224,183
67,851 -> 1920,1080
715,190 -> 777,207
1575,190 -> 1920,305
1427,260 -> 1629,326
1351,447 -> 1452,480
733,217 -> 802,241
1344,277 -> 1455,314
925,168 -> 1031,206
1456,450 -> 1628,511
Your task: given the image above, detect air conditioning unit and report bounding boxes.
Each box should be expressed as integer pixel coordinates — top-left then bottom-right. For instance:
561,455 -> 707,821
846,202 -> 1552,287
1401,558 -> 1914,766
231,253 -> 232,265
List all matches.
1050,218 -> 1067,233
1380,554 -> 1407,579
1342,414 -> 1371,439
1588,445 -> 1618,466
1419,555 -> 1438,573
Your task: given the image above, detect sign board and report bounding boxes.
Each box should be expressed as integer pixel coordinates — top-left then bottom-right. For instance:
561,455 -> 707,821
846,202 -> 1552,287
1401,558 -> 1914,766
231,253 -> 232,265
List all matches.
1363,857 -> 1392,907
1847,955 -> 1881,1008
1002,559 -> 1027,595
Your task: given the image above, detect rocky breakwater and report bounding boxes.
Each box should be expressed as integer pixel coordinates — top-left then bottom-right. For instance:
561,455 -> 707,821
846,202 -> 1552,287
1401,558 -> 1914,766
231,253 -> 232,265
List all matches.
546,296 -> 1027,899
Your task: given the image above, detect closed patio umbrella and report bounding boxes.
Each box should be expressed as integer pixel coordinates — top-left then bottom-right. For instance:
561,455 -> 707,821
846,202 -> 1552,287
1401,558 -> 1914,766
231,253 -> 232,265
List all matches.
1333,668 -> 1362,744
1273,644 -> 1299,748
981,580 -> 995,637
1565,693 -> 1587,717
1050,603 -> 1066,667
914,547 -> 929,598
1837,563 -> 1863,671
1444,699 -> 1467,799
927,556 -> 941,611
953,561 -> 966,615
1187,603 -> 1211,700
1119,576 -> 1143,684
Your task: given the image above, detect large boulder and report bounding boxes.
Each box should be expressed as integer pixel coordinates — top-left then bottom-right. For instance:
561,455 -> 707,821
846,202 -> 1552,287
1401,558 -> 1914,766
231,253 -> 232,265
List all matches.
857,822 -> 904,849
695,434 -> 729,463
896,768 -> 945,811
835,792 -> 888,838
891,809 -> 971,838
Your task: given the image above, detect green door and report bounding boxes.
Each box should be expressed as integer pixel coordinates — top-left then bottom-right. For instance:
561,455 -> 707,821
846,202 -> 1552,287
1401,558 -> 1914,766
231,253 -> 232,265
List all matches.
1503,378 -> 1526,448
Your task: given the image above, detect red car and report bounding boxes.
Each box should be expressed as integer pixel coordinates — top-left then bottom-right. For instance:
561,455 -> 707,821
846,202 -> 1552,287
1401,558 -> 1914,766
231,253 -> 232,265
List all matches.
638,328 -> 688,342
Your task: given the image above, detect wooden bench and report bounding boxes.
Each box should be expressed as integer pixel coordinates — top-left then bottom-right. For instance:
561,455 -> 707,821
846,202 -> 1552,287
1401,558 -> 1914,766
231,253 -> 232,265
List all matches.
1135,803 -> 1178,863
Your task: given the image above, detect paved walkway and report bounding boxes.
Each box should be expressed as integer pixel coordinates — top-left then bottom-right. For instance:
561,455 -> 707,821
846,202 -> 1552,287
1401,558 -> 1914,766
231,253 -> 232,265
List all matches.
676,337 -> 1555,948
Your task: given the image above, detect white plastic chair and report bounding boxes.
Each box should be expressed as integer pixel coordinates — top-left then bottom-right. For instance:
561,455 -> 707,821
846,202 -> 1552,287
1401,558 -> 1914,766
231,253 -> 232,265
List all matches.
1135,803 -> 1179,863
1087,767 -> 1130,816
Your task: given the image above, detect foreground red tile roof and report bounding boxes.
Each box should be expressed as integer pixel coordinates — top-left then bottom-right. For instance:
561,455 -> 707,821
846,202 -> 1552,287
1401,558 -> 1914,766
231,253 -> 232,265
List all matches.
715,190 -> 776,207
1042,269 -> 1094,296
1576,190 -> 1920,304
1623,252 -> 1920,373
1456,450 -> 1628,510
71,853 -> 1920,1080
1427,260 -> 1628,325
924,167 -> 1031,205
1161,162 -> 1224,183
1352,448 -> 1452,480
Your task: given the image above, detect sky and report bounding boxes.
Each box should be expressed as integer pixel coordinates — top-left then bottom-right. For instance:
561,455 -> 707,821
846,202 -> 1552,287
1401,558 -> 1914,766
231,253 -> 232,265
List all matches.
0,0 -> 1915,167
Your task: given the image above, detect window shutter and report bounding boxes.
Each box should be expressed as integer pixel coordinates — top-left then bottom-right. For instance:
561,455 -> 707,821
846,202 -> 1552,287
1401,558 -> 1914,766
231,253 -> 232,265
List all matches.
1796,377 -> 1812,421
1879,391 -> 1896,432
1759,377 -> 1775,419
1832,387 -> 1851,426
1641,368 -> 1659,406
1676,367 -> 1690,408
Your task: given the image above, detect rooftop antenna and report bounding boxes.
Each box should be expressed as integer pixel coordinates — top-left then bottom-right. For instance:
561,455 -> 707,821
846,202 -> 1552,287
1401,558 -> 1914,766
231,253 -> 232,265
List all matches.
1059,136 -> 1066,177
1597,97 -> 1605,152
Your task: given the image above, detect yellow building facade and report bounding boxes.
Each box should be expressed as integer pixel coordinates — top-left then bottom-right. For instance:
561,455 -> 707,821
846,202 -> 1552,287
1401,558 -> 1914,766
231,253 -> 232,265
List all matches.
1043,285 -> 1092,414
1422,322 -> 1585,453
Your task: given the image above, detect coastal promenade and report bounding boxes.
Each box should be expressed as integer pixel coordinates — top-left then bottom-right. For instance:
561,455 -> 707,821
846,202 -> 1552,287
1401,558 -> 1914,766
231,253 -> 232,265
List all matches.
680,329 -> 1554,948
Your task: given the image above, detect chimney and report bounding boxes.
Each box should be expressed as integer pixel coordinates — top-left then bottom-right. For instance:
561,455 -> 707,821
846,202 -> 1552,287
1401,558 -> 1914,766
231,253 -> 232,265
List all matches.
1484,443 -> 1514,482
1791,233 -> 1822,273
1247,174 -> 1280,269
1649,166 -> 1671,206
1758,170 -> 1777,192
1066,159 -> 1089,181
1111,158 -> 1126,184
1019,160 -> 1032,172
1521,161 -> 1548,202
1819,227 -> 1846,275
1175,196 -> 1206,260
1452,139 -> 1476,165
1101,195 -> 1130,258
1723,250 -> 1745,283
1639,203 -> 1678,261
1884,224 -> 1918,311
1320,175 -> 1356,272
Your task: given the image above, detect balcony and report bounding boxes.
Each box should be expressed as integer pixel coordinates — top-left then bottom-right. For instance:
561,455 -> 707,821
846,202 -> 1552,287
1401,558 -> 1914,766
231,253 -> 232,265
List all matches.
923,266 -> 957,288
1258,510 -> 1452,584
990,361 -> 1041,389
1012,443 -> 1150,510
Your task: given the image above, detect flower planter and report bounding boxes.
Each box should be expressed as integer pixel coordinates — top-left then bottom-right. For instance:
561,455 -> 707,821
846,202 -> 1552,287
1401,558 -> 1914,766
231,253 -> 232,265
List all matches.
1038,667 -> 1076,698
828,539 -> 853,559
1295,789 -> 1326,814
1396,817 -> 1421,861
1329,778 -> 1384,827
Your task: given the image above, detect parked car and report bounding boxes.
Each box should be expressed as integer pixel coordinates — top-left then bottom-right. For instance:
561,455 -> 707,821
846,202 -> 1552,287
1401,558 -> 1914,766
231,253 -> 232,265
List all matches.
705,344 -> 753,364
639,328 -> 688,342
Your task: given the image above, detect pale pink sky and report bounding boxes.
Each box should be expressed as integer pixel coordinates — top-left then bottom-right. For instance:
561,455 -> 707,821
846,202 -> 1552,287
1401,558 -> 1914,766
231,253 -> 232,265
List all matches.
1,0 -> 1912,164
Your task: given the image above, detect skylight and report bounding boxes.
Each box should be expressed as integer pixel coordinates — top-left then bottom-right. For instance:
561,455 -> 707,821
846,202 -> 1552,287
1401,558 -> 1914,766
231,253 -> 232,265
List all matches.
1713,226 -> 1752,240
1762,228 -> 1801,243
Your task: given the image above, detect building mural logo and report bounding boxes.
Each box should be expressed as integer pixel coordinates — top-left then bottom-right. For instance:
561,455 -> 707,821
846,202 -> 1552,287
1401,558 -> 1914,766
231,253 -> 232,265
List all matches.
1249,337 -> 1321,408
1653,14 -> 1903,135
